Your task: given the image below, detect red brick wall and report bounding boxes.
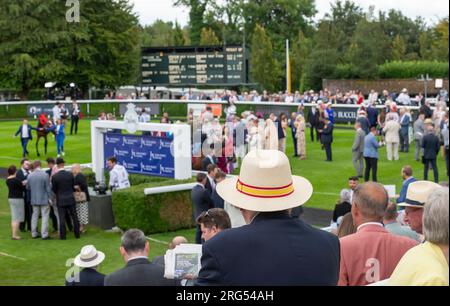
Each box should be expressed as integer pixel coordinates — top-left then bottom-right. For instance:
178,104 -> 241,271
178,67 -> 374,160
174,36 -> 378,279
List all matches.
323,79 -> 449,95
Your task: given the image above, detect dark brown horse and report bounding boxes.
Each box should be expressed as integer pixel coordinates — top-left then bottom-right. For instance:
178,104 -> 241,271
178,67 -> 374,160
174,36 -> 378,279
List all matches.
36,121 -> 55,157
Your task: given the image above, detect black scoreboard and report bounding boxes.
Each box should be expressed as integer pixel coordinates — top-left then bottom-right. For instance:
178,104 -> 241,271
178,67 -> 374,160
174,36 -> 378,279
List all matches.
141,46 -> 247,86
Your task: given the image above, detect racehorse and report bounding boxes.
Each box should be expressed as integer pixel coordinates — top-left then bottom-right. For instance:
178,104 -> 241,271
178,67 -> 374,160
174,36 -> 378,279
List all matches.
36,114 -> 55,157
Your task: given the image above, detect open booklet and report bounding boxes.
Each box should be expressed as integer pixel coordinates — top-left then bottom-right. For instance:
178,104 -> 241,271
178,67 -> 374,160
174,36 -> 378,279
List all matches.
164,244 -> 202,280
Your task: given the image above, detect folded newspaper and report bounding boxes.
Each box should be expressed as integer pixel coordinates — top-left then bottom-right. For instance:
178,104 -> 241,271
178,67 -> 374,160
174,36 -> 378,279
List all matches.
164,244 -> 202,279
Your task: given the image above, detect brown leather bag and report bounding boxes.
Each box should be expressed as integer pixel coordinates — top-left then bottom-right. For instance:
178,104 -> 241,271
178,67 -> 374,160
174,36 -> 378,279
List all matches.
74,191 -> 87,203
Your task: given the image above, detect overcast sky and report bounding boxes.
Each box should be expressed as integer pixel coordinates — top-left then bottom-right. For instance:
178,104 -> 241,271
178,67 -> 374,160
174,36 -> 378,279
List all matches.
131,0 -> 448,27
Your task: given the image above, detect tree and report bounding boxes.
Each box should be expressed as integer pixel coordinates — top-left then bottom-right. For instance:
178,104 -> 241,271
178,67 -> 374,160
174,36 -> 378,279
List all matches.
200,27 -> 220,45
173,21 -> 186,46
391,35 -> 406,61
345,19 -> 390,79
174,0 -> 211,45
250,24 -> 281,92
291,31 -> 311,91
432,17 -> 449,61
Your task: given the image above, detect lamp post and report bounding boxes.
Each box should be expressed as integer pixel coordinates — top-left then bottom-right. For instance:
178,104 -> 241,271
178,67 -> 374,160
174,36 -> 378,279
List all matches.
417,74 -> 432,99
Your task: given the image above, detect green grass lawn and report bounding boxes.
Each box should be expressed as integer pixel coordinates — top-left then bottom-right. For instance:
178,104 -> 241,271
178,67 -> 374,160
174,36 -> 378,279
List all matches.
0,119 -> 447,285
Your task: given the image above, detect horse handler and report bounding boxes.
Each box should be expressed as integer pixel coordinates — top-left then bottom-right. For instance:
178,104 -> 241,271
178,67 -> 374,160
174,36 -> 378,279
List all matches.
14,119 -> 37,158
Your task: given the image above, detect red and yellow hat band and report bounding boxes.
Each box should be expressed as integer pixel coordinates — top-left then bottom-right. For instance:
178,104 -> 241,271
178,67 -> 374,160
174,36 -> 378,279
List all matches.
236,179 -> 295,199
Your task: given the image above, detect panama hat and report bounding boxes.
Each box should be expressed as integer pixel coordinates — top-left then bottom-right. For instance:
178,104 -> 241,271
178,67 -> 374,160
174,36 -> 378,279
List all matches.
397,181 -> 441,208
74,245 -> 105,268
424,119 -> 434,125
216,150 -> 313,212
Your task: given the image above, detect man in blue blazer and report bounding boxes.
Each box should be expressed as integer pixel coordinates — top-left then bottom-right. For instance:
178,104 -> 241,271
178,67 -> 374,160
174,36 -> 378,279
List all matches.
363,127 -> 380,182
191,173 -> 215,244
14,119 -> 36,157
399,108 -> 411,153
397,166 -> 417,206
196,150 -> 340,286
320,118 -> 334,162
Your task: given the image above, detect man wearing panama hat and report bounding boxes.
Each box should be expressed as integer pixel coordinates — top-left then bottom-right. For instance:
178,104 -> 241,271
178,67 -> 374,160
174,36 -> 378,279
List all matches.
195,150 -> 340,286
398,180 -> 441,235
66,245 -> 106,286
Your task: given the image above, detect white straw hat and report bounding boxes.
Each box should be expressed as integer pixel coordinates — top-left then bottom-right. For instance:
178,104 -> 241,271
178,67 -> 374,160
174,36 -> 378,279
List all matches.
216,150 -> 313,212
397,181 -> 441,208
74,245 -> 106,268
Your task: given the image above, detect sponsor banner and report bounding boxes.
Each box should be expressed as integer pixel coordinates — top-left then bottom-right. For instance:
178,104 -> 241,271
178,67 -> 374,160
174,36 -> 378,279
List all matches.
104,133 -> 174,178
119,103 -> 160,116
27,104 -> 54,117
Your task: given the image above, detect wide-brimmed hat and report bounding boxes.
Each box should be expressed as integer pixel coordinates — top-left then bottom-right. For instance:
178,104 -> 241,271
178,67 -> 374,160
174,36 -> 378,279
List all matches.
74,245 -> 105,268
216,150 -> 313,212
397,181 -> 441,208
424,119 -> 434,125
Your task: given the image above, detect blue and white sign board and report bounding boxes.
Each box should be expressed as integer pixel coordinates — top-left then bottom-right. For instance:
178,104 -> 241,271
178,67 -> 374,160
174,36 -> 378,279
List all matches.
91,111 -> 191,182
103,133 -> 175,178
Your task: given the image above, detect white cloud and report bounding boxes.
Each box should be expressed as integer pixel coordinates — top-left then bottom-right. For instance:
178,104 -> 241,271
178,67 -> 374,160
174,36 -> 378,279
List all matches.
130,0 -> 448,27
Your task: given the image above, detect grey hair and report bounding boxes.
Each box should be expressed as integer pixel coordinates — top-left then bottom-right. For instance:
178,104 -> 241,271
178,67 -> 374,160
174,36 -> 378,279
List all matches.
121,229 -> 147,254
423,188 -> 449,245
340,189 -> 352,203
353,183 -> 389,219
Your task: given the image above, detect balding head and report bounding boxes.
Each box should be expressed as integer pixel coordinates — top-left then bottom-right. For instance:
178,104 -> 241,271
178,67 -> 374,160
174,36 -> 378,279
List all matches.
169,236 -> 188,250
352,182 -> 389,227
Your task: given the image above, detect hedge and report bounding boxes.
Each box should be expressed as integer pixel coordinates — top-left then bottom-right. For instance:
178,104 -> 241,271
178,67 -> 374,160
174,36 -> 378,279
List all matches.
111,179 -> 196,234
378,61 -> 449,79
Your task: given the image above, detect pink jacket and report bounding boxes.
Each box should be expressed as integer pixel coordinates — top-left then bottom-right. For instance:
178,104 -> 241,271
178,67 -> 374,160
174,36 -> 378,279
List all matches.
339,224 -> 418,286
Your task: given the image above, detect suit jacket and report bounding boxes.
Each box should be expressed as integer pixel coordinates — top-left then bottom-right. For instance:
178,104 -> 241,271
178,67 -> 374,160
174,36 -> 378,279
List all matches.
191,185 -> 214,219
363,133 -> 380,159
339,224 -> 417,286
204,176 -> 215,195
275,119 -> 285,140
74,173 -> 90,202
104,258 -> 179,286
16,168 -> 30,201
15,125 -> 35,140
307,109 -> 320,127
27,169 -> 51,205
383,120 -> 401,143
414,119 -> 424,141
367,107 -> 378,127
211,189 -> 224,209
332,201 -> 352,223
321,123 -> 334,144
400,115 -> 411,136
397,177 -> 417,204
357,117 -> 370,135
201,156 -> 216,172
422,133 -> 441,160
66,268 -> 105,287
51,170 -> 76,207
352,129 -> 366,154
196,212 -> 340,286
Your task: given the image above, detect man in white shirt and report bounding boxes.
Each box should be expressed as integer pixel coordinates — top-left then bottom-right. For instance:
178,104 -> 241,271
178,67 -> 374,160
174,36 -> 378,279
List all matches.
107,157 -> 130,191
139,109 -> 151,123
52,102 -> 61,123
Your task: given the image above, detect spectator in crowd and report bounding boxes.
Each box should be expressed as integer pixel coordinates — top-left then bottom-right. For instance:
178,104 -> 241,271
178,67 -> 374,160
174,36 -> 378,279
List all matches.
52,102 -> 61,123
390,187 -> 449,286
46,157 -> 59,233
264,118 -> 279,150
107,157 -> 130,191
398,181 -> 441,235
70,100 -> 80,135
397,88 -> 411,106
66,245 -> 106,287
338,182 -> 418,286
348,176 -> 359,204
105,229 -> 179,286
356,110 -> 370,135
352,121 -> 365,178
422,125 -> 441,183
441,112 -> 449,177
6,165 -> 25,240
205,164 -> 218,194
320,117 -> 334,162
16,159 -> 31,232
196,150 -> 340,286
196,208 -> 232,242
212,170 -> 226,209
27,160 -> 51,240
420,100 -> 433,119
383,114 -> 401,161
14,119 -> 37,158
363,127 -> 380,182
152,236 -> 188,268
397,166 -> 417,205
72,164 -> 90,234
332,189 -> 352,225
139,108 -> 150,123
191,173 -> 215,244
367,102 -> 378,128
325,103 -> 334,124
295,114 -> 307,160
290,112 -> 298,157
414,112 -> 425,161
377,108 -> 387,146
52,158 -> 80,240
399,107 -> 411,153
307,103 -> 320,142
383,202 -> 421,242
98,112 -> 107,121
336,213 -> 356,239
201,147 -> 216,172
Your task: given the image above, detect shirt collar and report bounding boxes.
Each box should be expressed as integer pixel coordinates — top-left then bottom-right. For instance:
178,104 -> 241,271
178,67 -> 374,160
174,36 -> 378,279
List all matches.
357,222 -> 384,231
127,256 -> 148,262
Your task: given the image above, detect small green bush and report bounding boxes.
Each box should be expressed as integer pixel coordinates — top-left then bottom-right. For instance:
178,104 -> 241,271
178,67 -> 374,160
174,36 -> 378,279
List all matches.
378,61 -> 449,79
112,179 -> 196,234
